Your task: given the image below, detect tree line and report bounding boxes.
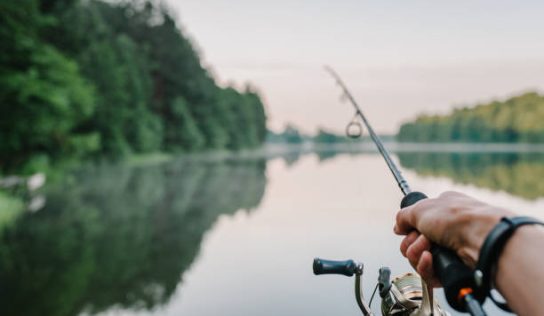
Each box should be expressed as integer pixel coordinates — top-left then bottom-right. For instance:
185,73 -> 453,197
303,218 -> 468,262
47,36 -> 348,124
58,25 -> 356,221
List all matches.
0,0 -> 267,171
267,124 -> 396,145
397,92 -> 544,143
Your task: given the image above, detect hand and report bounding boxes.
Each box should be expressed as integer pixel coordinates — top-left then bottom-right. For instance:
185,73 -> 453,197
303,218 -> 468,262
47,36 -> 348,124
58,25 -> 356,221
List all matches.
394,191 -> 513,287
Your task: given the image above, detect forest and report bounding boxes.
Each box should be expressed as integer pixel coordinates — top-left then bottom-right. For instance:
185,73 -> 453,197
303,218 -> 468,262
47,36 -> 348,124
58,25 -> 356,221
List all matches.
397,92 -> 544,143
0,0 -> 267,172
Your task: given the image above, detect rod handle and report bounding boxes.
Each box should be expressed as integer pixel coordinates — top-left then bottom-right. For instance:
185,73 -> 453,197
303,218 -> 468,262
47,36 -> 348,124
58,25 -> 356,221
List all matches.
313,258 -> 358,277
400,191 -> 485,312
431,246 -> 484,311
400,191 -> 428,208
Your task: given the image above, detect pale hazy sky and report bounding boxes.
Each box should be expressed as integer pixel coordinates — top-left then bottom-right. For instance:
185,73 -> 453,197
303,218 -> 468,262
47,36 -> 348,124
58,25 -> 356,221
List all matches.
168,0 -> 544,134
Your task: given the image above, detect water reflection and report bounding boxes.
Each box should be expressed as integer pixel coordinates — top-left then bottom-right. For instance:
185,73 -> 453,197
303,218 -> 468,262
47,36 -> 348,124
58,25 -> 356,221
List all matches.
1,148 -> 542,316
397,152 -> 544,200
0,159 -> 266,316
295,147 -> 544,200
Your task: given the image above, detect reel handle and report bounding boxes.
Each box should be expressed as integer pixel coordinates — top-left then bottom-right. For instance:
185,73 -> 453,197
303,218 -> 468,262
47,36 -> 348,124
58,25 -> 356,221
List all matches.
313,258 -> 360,277
400,192 -> 485,312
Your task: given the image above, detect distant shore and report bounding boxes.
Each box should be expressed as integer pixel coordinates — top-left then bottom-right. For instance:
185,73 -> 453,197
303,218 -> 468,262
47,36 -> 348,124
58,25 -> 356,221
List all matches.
263,142 -> 544,155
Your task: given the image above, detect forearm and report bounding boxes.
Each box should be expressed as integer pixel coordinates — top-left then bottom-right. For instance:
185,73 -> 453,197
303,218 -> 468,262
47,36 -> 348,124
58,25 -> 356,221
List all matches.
496,225 -> 544,316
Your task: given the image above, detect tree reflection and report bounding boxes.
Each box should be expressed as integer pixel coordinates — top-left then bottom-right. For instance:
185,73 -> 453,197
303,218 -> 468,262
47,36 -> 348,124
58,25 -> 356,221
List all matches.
0,159 -> 267,315
397,152 -> 544,200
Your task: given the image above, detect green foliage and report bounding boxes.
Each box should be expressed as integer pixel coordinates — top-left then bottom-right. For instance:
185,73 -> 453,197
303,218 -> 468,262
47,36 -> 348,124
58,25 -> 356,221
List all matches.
164,97 -> 205,151
314,128 -> 351,143
0,0 -> 267,171
267,124 -> 306,144
0,159 -> 267,315
244,87 -> 268,146
217,87 -> 268,149
398,152 -> 544,200
0,0 -> 96,169
0,192 -> 24,232
397,92 -> 544,143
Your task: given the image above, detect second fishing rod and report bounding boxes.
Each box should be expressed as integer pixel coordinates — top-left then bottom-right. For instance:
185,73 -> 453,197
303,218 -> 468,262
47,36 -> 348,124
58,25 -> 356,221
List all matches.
325,66 -> 487,316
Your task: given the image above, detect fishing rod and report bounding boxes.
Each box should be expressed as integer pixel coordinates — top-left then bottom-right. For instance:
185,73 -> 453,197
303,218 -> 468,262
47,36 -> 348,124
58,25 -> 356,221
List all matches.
325,66 -> 411,196
312,67 -> 487,316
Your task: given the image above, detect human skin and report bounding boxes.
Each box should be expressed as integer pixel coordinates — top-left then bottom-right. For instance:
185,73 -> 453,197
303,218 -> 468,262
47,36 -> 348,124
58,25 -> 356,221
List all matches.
394,191 -> 544,316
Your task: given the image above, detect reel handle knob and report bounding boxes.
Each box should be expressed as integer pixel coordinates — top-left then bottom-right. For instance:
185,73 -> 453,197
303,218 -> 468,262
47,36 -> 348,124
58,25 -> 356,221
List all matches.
313,258 -> 360,277
400,191 -> 485,312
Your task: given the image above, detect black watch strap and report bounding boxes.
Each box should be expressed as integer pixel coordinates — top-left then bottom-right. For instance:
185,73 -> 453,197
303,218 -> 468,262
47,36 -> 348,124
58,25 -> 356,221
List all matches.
475,216 -> 544,311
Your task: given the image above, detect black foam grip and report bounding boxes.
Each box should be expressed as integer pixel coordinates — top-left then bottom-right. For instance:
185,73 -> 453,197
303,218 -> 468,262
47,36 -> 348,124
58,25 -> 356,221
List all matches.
400,191 -> 428,208
431,246 -> 482,311
313,258 -> 357,277
399,191 -> 485,312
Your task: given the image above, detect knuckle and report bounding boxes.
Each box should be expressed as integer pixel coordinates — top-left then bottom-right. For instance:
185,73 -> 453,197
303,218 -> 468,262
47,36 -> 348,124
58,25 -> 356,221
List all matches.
409,198 -> 434,219
400,240 -> 408,256
396,209 -> 403,222
414,197 -> 434,210
420,236 -> 431,249
456,211 -> 475,225
439,191 -> 458,199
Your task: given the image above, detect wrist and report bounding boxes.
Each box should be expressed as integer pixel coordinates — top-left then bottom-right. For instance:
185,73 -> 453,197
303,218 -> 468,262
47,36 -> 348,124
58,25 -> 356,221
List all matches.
491,223 -> 544,315
496,225 -> 544,291
474,216 -> 544,313
457,208 -> 513,267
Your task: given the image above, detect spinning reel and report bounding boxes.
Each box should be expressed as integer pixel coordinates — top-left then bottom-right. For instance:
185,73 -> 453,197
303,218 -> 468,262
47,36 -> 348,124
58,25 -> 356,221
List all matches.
313,258 -> 449,316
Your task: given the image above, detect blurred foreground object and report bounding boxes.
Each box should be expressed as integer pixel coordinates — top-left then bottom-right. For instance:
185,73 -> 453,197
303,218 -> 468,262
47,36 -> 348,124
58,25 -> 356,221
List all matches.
312,258 -> 448,316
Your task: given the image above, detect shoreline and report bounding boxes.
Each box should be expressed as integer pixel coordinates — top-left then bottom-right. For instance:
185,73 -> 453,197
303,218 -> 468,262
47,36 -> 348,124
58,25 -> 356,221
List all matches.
263,142 -> 544,155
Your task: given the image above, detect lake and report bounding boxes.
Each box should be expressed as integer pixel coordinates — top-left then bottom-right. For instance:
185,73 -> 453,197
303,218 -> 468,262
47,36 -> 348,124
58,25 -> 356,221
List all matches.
1,146 -> 544,316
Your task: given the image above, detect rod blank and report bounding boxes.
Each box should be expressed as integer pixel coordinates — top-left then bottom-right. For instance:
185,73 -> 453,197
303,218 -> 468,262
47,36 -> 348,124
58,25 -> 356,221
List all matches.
325,66 -> 411,196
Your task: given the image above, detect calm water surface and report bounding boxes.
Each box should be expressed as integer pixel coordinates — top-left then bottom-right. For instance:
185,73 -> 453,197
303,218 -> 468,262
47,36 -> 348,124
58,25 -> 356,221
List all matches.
2,150 -> 544,315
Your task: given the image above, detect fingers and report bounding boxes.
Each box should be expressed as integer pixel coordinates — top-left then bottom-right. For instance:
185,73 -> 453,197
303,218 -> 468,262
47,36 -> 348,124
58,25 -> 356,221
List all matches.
400,233 -> 434,279
405,236 -> 442,288
416,250 -> 432,278
400,231 -> 419,257
416,251 -> 435,284
394,198 -> 432,235
406,234 -> 431,270
394,206 -> 416,235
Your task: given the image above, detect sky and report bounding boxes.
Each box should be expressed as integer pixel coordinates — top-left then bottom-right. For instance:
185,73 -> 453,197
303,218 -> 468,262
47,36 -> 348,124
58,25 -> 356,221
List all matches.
168,0 -> 544,134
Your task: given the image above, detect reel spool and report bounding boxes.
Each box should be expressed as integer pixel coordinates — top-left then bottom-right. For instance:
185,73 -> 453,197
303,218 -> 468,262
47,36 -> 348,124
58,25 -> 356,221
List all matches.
381,273 -> 448,316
